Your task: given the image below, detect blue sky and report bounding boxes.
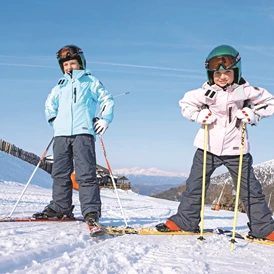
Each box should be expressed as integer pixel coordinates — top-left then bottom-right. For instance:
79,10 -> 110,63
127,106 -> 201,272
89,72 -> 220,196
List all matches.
0,0 -> 274,173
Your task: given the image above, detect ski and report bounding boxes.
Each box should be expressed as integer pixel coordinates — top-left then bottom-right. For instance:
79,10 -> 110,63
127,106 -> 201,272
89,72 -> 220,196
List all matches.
97,226 -> 274,245
213,228 -> 245,239
0,216 -> 108,237
212,228 -> 274,246
2,217 -> 273,245
100,226 -> 214,236
244,236 -> 274,245
0,216 -> 85,222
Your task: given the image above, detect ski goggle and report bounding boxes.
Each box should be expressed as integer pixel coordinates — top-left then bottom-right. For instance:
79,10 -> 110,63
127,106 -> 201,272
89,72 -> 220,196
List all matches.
205,54 -> 240,71
56,46 -> 83,60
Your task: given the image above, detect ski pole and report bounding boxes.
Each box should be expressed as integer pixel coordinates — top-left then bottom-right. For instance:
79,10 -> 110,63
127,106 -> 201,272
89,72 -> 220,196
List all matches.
199,123 -> 208,241
217,182 -> 226,205
98,135 -> 128,227
8,137 -> 54,217
93,92 -> 130,226
113,92 -> 130,98
231,122 -> 246,252
215,182 -> 226,211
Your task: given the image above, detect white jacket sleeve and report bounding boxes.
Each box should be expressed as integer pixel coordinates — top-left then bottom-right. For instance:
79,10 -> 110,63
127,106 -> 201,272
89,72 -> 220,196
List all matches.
248,86 -> 274,119
179,88 -> 204,121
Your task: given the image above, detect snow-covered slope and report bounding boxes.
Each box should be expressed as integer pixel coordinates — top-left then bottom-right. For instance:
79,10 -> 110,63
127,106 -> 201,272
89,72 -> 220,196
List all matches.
0,151 -> 51,188
0,152 -> 274,274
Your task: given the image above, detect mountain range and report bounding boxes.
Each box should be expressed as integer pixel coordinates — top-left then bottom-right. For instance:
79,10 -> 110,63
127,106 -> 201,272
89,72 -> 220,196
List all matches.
209,159 -> 274,186
113,167 -> 189,177
113,167 -> 188,195
151,159 -> 274,212
113,160 -> 274,197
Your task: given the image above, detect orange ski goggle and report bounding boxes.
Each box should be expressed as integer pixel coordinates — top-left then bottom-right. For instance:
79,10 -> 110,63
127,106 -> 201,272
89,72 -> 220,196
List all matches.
56,46 -> 83,60
205,54 -> 240,70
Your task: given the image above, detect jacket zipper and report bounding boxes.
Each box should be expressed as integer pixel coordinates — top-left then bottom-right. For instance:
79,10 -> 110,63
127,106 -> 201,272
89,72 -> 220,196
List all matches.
74,87 -> 77,103
69,72 -> 74,135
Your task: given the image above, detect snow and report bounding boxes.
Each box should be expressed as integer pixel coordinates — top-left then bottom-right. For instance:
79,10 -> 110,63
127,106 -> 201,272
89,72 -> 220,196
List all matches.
0,152 -> 274,274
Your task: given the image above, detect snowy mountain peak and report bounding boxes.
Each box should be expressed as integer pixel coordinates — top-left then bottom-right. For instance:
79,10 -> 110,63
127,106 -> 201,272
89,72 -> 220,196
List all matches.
113,167 -> 188,178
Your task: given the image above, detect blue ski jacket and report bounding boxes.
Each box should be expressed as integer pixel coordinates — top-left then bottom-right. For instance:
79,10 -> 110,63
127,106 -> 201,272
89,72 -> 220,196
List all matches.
45,69 -> 114,137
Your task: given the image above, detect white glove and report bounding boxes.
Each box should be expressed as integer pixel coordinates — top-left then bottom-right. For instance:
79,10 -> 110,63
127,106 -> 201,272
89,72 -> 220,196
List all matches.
93,118 -> 109,135
195,109 -> 217,125
235,107 -> 257,125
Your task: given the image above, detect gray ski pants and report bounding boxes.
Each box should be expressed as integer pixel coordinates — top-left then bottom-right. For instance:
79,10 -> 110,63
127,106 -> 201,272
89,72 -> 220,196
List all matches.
49,134 -> 101,218
169,149 -> 274,238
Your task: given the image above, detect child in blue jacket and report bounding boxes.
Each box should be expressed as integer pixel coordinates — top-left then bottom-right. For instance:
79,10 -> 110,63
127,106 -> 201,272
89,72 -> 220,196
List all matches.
35,45 -> 114,228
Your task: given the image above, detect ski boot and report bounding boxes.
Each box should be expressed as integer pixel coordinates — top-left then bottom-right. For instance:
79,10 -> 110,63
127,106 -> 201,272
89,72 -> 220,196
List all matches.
32,205 -> 75,220
246,222 -> 274,241
265,232 -> 274,241
156,220 -> 182,232
84,212 -> 106,236
247,231 -> 274,242
84,212 -> 99,226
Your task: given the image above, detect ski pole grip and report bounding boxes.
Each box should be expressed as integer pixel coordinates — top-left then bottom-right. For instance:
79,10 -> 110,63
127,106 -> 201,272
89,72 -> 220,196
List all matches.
93,117 -> 99,123
235,118 -> 241,128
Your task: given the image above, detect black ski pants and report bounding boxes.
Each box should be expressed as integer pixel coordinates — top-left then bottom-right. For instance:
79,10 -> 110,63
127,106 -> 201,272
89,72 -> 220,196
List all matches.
169,149 -> 274,238
49,134 -> 101,217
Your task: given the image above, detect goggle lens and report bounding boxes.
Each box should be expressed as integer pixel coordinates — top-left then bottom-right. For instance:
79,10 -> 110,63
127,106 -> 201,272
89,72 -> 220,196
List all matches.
206,55 -> 240,70
56,47 -> 82,59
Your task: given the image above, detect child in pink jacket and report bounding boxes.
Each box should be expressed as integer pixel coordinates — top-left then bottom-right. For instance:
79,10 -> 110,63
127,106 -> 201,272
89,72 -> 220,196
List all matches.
156,45 -> 274,240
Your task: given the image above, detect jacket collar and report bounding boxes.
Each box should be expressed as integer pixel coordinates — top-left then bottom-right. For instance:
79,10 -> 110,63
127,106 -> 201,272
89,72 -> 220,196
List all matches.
63,69 -> 92,80
202,81 -> 249,92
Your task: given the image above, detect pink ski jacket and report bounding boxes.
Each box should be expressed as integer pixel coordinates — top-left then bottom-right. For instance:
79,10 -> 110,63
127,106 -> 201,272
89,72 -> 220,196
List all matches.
179,81 -> 274,156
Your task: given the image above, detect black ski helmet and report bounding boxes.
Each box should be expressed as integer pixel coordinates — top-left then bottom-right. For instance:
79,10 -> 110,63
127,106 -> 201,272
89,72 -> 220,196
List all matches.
205,45 -> 242,85
56,45 -> 86,73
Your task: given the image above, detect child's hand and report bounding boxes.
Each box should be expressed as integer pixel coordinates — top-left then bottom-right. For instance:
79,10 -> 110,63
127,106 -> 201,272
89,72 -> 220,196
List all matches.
195,109 -> 216,124
235,107 -> 257,125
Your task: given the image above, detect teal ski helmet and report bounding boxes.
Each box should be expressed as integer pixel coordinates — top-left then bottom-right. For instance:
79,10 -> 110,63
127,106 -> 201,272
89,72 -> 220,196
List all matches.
205,45 -> 242,85
56,45 -> 86,73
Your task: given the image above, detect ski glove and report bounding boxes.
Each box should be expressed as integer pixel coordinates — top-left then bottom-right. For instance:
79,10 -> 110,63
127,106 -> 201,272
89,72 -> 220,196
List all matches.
235,107 -> 258,125
194,109 -> 217,125
93,118 -> 109,135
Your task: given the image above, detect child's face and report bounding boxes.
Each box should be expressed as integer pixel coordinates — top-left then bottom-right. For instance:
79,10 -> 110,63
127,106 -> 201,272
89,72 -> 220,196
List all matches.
213,69 -> 234,87
63,59 -> 81,73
